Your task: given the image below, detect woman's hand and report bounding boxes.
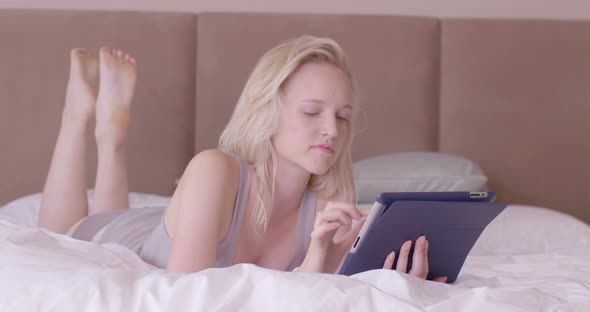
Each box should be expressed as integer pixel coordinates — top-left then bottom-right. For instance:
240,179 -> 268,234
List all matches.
382,236 -> 448,283
299,201 -> 369,274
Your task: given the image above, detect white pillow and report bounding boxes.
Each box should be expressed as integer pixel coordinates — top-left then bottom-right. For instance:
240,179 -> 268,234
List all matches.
470,204 -> 590,255
0,190 -> 172,227
354,152 -> 488,203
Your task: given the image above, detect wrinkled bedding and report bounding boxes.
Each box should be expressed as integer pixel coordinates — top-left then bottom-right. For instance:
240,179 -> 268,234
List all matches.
0,193 -> 588,311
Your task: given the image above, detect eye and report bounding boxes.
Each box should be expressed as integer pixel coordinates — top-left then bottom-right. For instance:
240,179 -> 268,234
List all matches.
336,115 -> 349,122
304,112 -> 320,117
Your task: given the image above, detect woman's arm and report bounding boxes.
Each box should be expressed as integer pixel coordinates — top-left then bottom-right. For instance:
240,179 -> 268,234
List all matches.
299,196 -> 367,274
166,150 -> 239,273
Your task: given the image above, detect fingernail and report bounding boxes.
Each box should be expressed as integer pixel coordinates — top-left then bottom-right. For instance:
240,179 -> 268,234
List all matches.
388,251 -> 395,260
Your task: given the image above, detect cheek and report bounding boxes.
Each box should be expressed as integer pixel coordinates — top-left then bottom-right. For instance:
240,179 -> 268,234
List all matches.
274,116 -> 315,149
297,120 -> 318,137
287,116 -> 317,138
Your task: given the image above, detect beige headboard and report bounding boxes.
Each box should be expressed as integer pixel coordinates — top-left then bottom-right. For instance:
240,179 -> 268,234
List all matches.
0,10 -> 196,197
0,10 -> 588,223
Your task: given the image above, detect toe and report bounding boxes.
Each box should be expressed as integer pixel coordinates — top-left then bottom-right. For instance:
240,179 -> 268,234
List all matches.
99,46 -> 112,57
71,48 -> 85,57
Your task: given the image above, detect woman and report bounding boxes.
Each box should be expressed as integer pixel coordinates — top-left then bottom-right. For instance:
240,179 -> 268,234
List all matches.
37,35 -> 445,282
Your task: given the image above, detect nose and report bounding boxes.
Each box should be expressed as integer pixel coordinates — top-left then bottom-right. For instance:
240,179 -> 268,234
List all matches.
321,115 -> 339,138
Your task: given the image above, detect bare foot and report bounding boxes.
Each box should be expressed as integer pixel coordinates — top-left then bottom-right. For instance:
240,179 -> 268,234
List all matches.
95,46 -> 138,147
62,48 -> 98,128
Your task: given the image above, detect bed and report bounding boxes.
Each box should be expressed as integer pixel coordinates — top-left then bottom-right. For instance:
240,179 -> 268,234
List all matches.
0,9 -> 588,311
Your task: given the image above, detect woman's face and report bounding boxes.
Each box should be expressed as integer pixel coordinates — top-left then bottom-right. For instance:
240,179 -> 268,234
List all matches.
272,62 -> 353,175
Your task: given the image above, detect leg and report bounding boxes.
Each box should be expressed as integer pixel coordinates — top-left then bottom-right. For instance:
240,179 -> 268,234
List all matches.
92,47 -> 137,214
38,49 -> 98,234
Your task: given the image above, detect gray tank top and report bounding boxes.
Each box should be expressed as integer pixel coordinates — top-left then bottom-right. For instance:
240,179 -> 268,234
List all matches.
139,155 -> 317,270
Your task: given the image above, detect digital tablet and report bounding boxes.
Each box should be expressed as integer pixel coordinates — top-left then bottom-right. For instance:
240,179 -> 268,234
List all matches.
338,191 -> 507,282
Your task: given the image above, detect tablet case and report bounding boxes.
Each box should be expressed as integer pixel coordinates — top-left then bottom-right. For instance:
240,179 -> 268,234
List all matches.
339,200 -> 507,282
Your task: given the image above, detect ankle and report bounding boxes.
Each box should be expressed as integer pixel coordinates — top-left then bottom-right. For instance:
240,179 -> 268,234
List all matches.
60,114 -> 91,135
95,133 -> 127,152
94,108 -> 131,147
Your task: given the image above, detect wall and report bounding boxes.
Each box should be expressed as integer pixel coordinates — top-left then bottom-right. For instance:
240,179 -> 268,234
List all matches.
0,0 -> 588,20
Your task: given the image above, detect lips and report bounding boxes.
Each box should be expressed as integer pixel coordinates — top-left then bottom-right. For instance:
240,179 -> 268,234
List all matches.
313,144 -> 335,153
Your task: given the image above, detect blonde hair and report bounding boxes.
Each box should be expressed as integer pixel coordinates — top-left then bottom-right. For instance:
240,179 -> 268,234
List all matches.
219,35 -> 359,236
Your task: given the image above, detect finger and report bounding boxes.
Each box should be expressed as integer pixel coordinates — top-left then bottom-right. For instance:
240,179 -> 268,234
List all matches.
382,251 -> 395,269
310,222 -> 341,239
314,221 -> 341,234
340,216 -> 365,237
409,236 -> 428,279
424,239 -> 429,273
338,218 -> 367,247
433,276 -> 448,283
325,202 -> 362,220
349,218 -> 366,236
395,240 -> 412,273
317,209 -> 352,226
358,206 -> 371,217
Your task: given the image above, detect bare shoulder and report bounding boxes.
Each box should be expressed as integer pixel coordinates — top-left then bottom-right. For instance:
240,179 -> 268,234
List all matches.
180,149 -> 241,205
165,149 -> 240,240
186,149 -> 240,176
164,149 -> 244,272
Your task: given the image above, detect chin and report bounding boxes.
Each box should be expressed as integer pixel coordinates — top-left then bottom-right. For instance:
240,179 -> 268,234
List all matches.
302,153 -> 339,175
305,161 -> 333,176
309,168 -> 329,176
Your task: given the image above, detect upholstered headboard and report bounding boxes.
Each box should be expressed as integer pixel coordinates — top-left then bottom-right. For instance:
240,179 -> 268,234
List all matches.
0,10 -> 588,223
0,10 -> 196,197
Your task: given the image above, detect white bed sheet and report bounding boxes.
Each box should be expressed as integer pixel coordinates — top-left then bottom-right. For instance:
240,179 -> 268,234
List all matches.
0,193 -> 589,311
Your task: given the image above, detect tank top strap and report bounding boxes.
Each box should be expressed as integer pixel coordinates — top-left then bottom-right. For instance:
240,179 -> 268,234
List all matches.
299,188 -> 317,251
216,154 -> 252,264
218,152 -> 318,270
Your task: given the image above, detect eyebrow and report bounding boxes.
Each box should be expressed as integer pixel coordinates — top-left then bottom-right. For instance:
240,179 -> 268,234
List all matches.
302,98 -> 352,109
